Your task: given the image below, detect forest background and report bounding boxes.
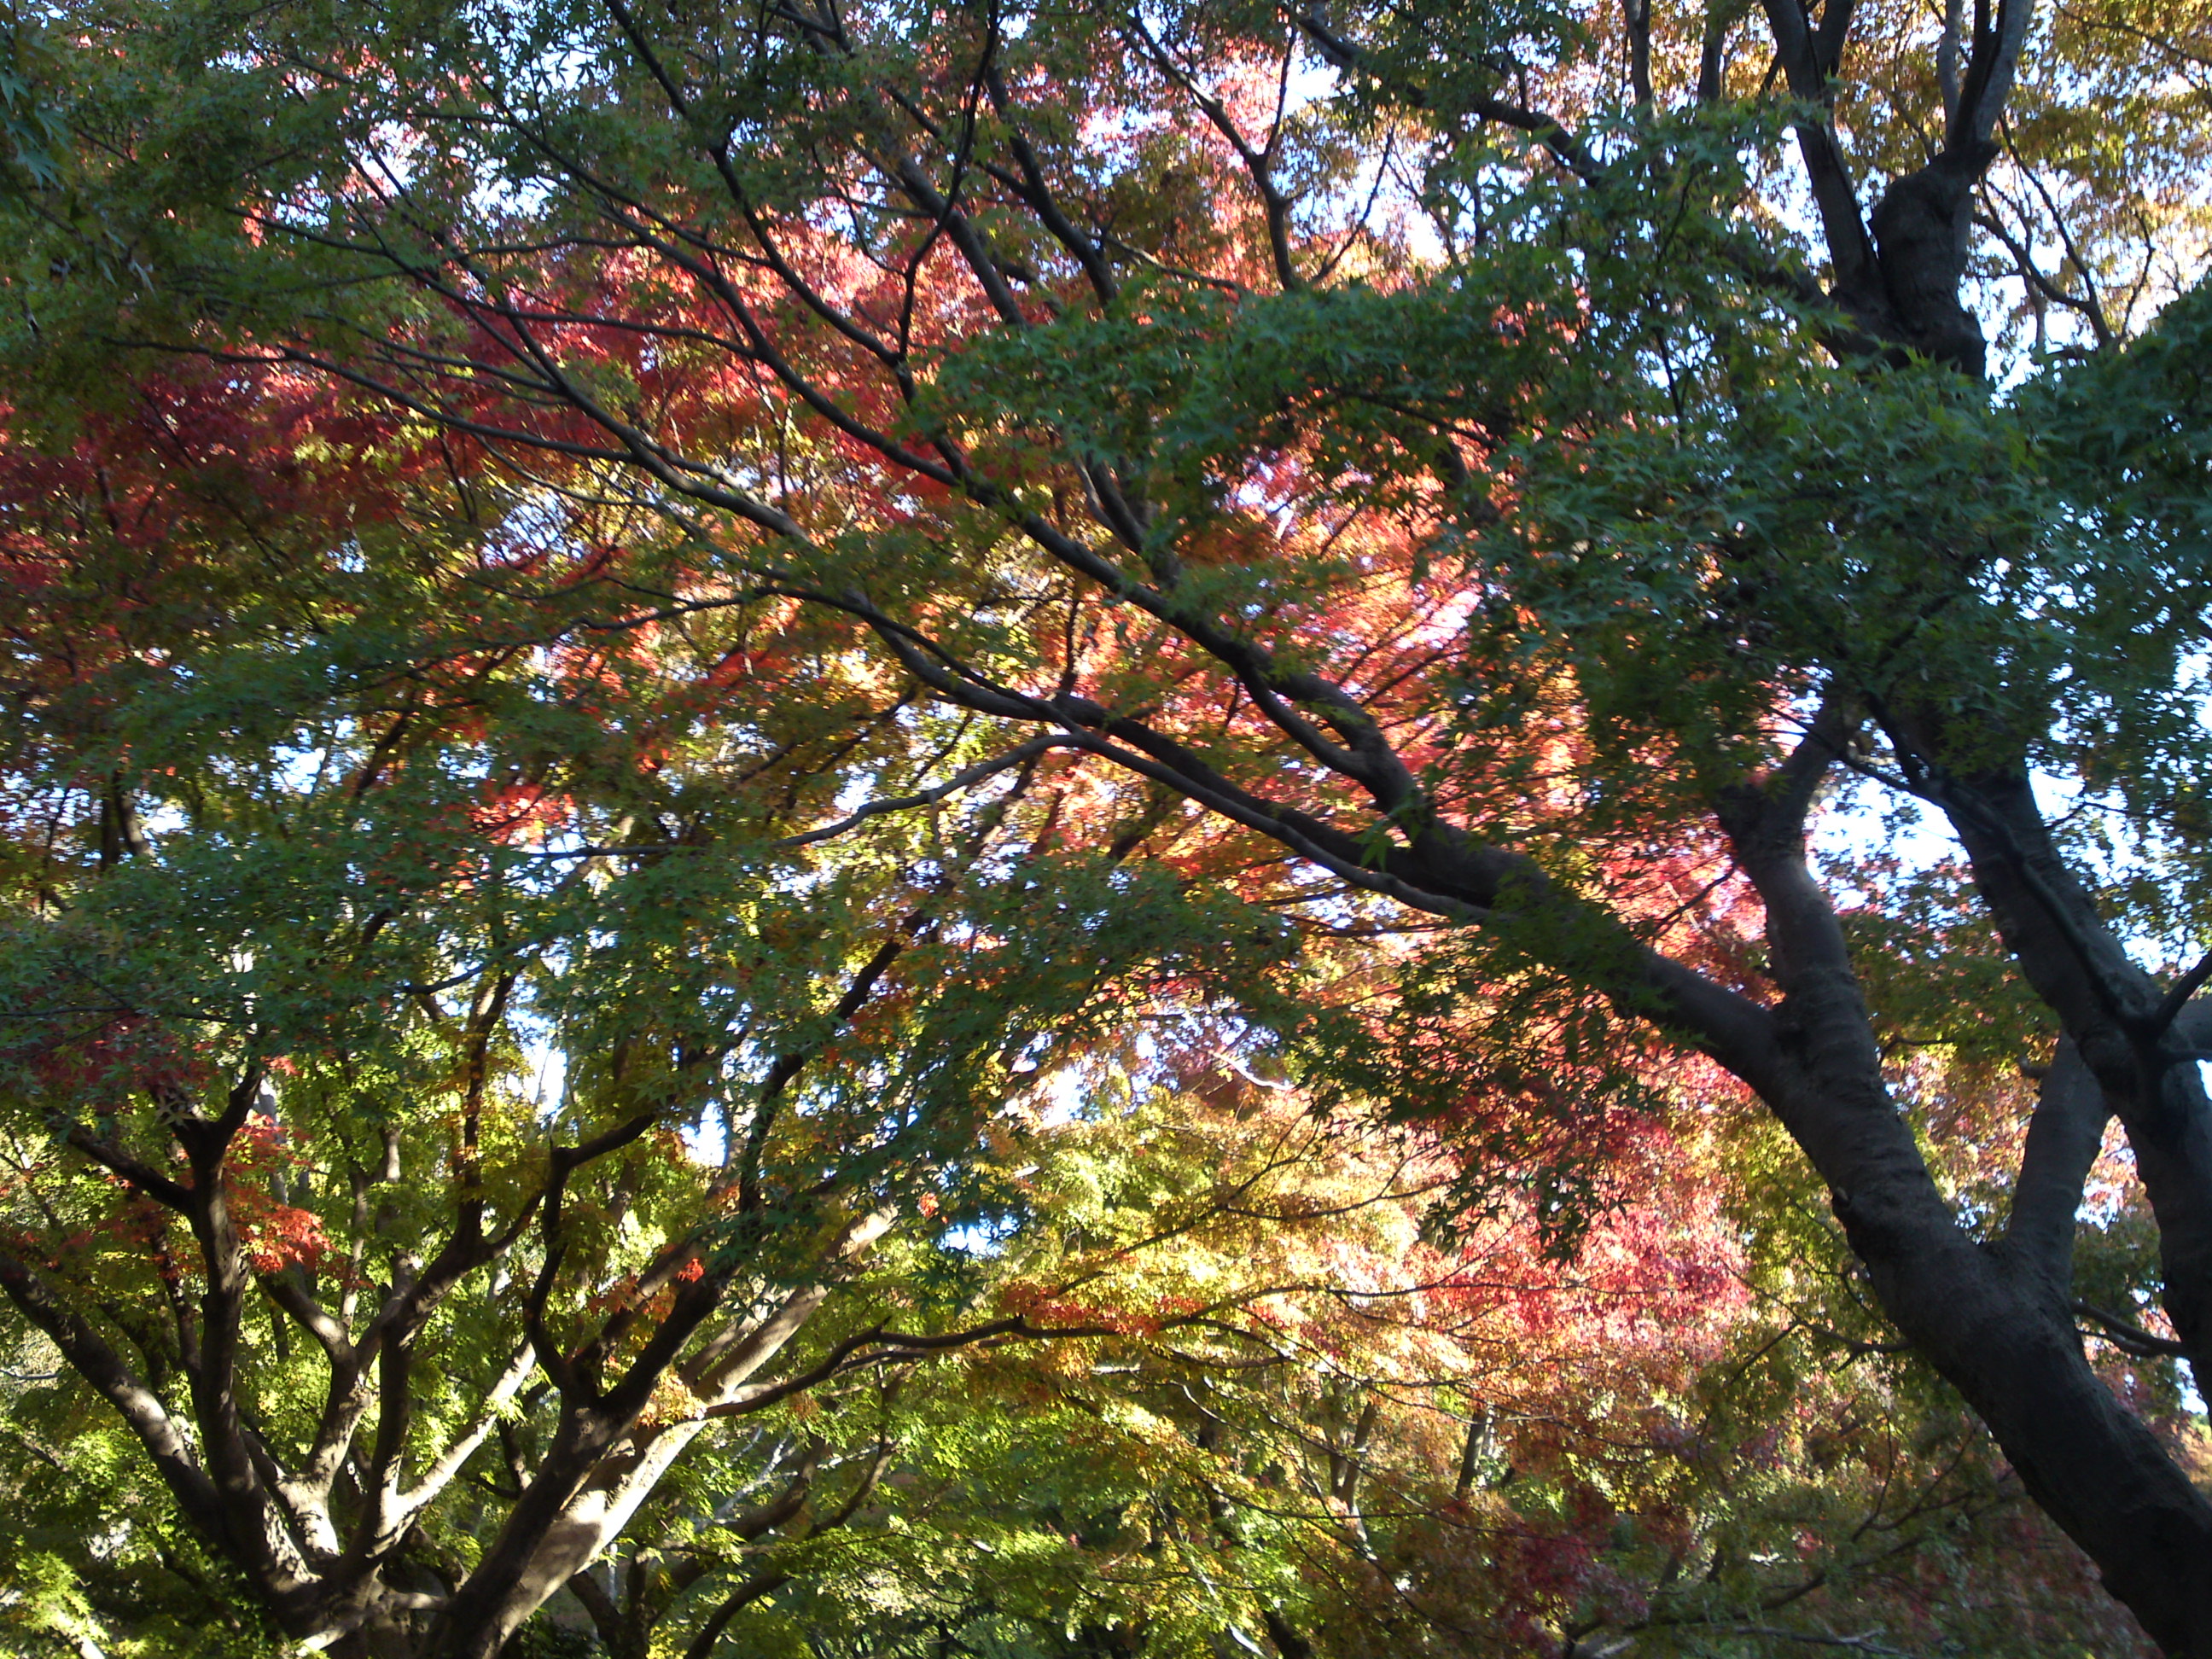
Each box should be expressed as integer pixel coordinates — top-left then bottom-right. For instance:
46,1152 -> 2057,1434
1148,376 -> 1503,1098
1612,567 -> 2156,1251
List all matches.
0,0 -> 2207,1655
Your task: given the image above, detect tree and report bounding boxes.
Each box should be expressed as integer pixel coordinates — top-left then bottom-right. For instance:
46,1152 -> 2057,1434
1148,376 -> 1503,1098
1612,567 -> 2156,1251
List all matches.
345,1036 -> 2161,1659
4,0 -> 2212,1649
951,1045 -> 2162,1659
0,363 -> 1316,1656
0,1017 -> 2162,1657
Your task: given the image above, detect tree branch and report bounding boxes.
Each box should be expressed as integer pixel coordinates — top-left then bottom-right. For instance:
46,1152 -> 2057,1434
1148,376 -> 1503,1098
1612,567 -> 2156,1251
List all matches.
2001,1039 -> 2110,1294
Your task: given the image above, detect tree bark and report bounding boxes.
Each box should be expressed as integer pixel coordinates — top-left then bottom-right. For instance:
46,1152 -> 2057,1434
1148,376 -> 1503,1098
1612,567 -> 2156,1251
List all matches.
1713,759 -> 2212,1654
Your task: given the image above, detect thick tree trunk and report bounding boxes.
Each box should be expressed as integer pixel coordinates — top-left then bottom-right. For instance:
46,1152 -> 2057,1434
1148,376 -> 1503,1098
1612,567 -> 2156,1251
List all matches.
1720,772 -> 2212,1655
1716,10 -> 2212,1638
1832,1134 -> 2212,1651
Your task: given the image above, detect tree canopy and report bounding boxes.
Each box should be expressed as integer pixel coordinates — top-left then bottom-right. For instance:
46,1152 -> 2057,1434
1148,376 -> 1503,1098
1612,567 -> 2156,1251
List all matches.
0,0 -> 2209,1653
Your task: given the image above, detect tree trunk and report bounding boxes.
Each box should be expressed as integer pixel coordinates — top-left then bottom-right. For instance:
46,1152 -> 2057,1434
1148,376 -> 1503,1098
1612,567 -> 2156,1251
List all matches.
1720,768 -> 2212,1655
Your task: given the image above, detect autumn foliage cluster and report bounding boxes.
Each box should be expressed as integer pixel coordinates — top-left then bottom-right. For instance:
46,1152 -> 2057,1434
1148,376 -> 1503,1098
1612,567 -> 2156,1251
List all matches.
0,0 -> 2208,1656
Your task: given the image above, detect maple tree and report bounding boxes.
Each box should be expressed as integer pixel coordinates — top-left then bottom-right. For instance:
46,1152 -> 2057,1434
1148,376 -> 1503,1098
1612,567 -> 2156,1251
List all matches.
3,1000 -> 2157,1659
2,0 -> 2211,1650
0,365 -> 1320,1656
566,1073 -> 2155,1659
0,370 -> 2150,1659
840,1062 -> 2157,1659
